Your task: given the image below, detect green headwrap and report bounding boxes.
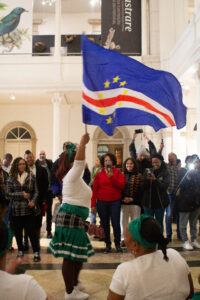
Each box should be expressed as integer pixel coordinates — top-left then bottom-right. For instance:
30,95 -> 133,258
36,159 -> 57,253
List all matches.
0,225 -> 12,257
68,143 -> 76,163
129,214 -> 156,249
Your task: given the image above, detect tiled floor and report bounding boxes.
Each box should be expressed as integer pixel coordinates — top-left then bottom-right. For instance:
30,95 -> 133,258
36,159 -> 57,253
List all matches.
6,217 -> 200,300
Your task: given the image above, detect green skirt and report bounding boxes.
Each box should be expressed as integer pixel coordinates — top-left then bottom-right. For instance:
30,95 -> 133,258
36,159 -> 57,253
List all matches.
49,203 -> 94,262
190,292 -> 200,299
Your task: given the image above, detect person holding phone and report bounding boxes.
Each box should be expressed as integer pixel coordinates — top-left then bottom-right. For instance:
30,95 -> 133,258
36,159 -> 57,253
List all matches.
129,131 -> 153,175
141,153 -> 170,232
91,153 -> 125,253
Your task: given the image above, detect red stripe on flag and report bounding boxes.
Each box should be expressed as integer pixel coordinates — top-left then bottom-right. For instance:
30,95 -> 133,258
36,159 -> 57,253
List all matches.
82,92 -> 175,126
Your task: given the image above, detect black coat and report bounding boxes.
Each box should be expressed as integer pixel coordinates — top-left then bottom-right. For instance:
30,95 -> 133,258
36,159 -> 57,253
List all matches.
177,169 -> 200,212
35,164 -> 49,207
141,164 -> 170,209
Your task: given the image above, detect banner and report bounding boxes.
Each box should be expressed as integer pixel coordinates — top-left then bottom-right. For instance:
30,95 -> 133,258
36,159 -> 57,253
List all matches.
101,0 -> 141,55
0,0 -> 32,54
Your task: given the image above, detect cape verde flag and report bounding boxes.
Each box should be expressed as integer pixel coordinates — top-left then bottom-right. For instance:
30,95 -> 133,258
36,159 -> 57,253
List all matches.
81,35 -> 187,136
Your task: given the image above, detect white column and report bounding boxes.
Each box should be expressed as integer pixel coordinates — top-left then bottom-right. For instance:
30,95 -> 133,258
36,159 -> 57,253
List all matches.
149,0 -> 160,55
54,0 -> 61,57
52,93 -> 63,160
196,64 -> 200,154
195,0 -> 200,12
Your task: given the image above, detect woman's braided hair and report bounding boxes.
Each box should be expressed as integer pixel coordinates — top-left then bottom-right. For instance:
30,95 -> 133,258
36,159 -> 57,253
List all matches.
140,217 -> 169,261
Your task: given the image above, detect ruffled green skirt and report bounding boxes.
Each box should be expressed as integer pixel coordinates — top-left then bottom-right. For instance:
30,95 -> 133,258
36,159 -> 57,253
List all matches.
49,203 -> 94,262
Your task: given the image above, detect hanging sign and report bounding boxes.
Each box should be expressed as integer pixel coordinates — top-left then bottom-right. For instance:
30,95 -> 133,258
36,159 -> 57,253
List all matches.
101,0 -> 141,55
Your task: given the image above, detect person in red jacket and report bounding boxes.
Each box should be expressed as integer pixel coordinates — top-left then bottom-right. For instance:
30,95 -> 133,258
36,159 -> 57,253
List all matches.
91,153 -> 125,253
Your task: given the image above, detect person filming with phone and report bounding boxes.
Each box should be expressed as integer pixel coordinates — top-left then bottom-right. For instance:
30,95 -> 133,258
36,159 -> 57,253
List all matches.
91,153 -> 125,253
129,130 -> 153,175
141,153 -> 170,232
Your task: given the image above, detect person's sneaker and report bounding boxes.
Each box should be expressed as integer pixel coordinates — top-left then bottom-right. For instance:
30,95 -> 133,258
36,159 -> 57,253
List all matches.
17,251 -> 24,257
47,232 -> 52,239
33,252 -> 41,262
76,282 -> 85,291
191,240 -> 200,249
64,287 -> 88,299
183,241 -> 193,250
104,245 -> 111,253
115,245 -> 123,253
121,241 -> 126,248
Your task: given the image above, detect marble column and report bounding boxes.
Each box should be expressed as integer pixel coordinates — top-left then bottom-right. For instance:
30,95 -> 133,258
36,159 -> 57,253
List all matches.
149,0 -> 160,56
52,93 -> 63,160
54,0 -> 61,57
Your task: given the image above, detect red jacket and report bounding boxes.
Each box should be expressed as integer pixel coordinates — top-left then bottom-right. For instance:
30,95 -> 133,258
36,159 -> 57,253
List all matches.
91,168 -> 125,207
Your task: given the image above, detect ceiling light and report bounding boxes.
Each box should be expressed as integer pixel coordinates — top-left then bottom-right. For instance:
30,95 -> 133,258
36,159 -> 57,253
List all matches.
41,0 -> 56,6
10,94 -> 16,101
90,0 -> 96,6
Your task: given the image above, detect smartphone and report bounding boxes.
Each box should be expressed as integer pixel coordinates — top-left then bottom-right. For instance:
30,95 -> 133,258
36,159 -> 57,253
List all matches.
145,168 -> 152,175
135,129 -> 143,134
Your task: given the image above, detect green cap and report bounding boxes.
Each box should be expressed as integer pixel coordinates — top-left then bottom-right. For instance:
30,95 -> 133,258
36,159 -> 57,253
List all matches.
129,214 -> 156,249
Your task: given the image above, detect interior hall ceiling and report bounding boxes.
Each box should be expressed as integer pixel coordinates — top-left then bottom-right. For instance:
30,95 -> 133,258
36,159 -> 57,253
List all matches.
33,0 -> 101,14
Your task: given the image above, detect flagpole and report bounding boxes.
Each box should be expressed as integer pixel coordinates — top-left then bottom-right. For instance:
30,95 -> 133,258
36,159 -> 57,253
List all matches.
85,124 -> 88,133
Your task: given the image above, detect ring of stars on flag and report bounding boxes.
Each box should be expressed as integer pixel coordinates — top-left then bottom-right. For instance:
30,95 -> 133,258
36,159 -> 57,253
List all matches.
98,75 -> 128,124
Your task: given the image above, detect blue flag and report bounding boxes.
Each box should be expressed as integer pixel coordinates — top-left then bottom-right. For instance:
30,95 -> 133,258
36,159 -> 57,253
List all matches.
81,35 -> 187,136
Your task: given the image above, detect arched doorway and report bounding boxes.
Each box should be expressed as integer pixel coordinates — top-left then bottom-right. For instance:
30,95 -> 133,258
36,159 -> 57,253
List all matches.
0,121 -> 37,159
92,127 -> 131,168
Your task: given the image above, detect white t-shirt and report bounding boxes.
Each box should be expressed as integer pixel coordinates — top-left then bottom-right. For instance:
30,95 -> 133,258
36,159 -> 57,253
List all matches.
0,270 -> 46,300
62,160 -> 92,208
109,249 -> 190,300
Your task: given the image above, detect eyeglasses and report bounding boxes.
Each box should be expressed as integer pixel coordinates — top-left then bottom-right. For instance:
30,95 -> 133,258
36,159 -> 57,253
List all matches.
105,160 -> 111,162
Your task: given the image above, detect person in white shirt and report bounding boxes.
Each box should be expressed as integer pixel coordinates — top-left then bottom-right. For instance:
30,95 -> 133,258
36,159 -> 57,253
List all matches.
108,214 -> 194,300
0,219 -> 49,300
49,133 -> 94,300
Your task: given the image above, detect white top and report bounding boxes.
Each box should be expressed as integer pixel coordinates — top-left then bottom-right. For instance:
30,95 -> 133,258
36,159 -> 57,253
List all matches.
62,160 -> 92,208
0,270 -> 46,300
109,249 -> 190,300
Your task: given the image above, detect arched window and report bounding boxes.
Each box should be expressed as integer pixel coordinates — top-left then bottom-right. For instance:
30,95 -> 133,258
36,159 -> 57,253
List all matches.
6,127 -> 31,140
97,145 -> 109,156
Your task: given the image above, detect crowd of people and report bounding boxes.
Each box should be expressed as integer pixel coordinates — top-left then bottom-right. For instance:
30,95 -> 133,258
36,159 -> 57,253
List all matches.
1,130 -> 200,299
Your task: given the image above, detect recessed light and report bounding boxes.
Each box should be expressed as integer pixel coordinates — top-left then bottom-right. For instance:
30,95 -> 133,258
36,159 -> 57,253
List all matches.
10,94 -> 16,101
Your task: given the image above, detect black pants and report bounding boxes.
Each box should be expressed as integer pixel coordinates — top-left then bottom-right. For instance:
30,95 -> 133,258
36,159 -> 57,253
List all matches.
97,199 -> 121,247
46,191 -> 53,233
13,214 -> 39,252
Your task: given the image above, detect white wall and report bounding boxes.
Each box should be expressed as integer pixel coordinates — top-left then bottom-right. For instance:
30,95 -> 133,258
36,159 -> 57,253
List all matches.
0,103 -> 53,158
34,12 -> 101,34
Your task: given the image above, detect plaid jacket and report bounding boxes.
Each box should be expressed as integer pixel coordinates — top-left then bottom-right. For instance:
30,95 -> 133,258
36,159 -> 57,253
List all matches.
167,164 -> 178,194
6,173 -> 38,216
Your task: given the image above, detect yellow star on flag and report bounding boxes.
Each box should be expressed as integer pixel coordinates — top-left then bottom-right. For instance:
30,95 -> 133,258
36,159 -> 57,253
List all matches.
113,76 -> 120,83
118,102 -> 122,107
99,108 -> 106,114
104,80 -> 110,88
106,116 -> 112,124
120,81 -> 127,87
123,90 -> 128,95
98,93 -> 103,99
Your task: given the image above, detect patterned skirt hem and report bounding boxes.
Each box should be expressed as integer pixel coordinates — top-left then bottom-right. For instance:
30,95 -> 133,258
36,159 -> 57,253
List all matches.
49,243 -> 95,262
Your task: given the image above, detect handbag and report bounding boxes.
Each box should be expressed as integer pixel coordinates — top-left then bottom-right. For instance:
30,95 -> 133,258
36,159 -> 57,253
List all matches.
87,224 -> 105,239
